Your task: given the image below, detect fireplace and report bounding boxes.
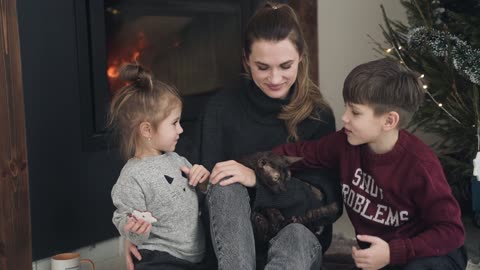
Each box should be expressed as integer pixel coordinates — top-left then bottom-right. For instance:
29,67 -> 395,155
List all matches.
81,0 -> 248,152
18,0 -> 259,260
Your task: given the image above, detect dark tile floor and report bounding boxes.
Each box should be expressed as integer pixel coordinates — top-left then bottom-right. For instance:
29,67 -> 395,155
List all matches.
464,215 -> 480,266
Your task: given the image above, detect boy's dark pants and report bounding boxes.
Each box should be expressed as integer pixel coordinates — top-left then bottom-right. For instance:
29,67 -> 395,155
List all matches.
353,246 -> 467,270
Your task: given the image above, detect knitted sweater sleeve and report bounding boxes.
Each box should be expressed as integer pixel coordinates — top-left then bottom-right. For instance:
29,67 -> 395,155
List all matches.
112,174 -> 150,246
388,160 -> 465,265
272,131 -> 341,170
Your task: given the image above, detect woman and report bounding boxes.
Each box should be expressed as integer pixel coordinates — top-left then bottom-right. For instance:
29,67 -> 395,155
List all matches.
204,2 -> 341,269
125,2 -> 342,269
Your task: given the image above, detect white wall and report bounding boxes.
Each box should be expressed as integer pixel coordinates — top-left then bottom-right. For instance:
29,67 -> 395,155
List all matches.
318,0 -> 407,129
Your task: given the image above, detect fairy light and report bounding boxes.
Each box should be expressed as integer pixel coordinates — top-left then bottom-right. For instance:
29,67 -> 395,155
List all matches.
422,85 -> 428,89
419,74 -> 425,79
386,47 -> 393,53
398,46 -> 403,50
424,90 -> 462,124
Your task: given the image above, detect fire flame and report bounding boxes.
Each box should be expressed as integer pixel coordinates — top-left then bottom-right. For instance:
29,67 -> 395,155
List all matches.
106,32 -> 147,94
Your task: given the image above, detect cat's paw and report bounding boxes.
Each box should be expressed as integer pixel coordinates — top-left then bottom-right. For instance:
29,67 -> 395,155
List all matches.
266,208 -> 285,223
252,212 -> 269,242
265,208 -> 284,234
288,215 -> 304,224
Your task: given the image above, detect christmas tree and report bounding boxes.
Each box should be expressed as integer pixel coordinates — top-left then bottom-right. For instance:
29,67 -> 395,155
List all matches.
372,0 -> 480,211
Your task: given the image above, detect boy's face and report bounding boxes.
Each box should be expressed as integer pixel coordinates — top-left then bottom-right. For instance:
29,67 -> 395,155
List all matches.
341,103 -> 387,147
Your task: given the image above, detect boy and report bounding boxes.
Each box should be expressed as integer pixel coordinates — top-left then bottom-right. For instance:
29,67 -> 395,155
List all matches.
273,58 -> 466,270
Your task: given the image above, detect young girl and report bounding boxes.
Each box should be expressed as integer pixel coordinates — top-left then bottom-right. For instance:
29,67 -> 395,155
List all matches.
109,63 -> 211,270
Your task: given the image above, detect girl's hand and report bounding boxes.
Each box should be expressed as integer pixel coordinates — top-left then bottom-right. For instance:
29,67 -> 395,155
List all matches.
181,165 -> 210,186
209,160 -> 256,187
351,235 -> 390,270
124,239 -> 141,270
124,217 -> 152,235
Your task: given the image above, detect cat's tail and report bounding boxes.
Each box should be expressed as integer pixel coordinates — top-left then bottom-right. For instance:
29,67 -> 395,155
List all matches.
288,202 -> 339,225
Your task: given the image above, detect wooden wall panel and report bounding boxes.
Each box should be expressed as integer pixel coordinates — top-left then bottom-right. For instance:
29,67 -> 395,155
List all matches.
289,0 -> 319,85
0,0 -> 32,269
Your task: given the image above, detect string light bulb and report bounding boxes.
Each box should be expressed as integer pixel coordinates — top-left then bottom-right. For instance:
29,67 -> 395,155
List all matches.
423,85 -> 428,89
419,74 -> 425,79
386,47 -> 393,53
438,103 -> 443,107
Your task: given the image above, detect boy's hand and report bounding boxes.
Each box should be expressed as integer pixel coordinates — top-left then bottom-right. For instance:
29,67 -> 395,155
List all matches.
181,165 -> 210,186
124,216 -> 152,235
352,235 -> 390,270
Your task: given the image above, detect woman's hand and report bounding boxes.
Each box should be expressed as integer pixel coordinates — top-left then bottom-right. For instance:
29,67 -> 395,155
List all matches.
181,165 -> 210,186
124,239 -> 141,270
209,160 -> 256,187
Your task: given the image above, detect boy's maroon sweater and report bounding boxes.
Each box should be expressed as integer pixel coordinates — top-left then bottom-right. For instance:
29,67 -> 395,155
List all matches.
272,129 -> 464,265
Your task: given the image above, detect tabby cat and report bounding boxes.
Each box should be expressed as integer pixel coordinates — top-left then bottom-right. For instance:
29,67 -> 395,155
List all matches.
238,151 -> 339,243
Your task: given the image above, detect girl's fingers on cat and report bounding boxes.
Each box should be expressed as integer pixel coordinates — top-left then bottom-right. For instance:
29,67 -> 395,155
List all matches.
188,165 -> 199,185
198,171 -> 209,183
190,166 -> 208,186
180,166 -> 190,176
192,171 -> 206,185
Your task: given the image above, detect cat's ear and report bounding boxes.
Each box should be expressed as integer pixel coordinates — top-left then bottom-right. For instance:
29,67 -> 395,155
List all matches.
284,156 -> 303,165
257,158 -> 267,168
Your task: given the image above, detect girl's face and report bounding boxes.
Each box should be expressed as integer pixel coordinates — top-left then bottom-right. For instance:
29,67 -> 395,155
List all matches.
246,39 -> 300,99
151,105 -> 183,154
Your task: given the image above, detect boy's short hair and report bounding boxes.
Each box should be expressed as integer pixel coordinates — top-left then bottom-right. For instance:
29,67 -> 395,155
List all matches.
342,58 -> 425,128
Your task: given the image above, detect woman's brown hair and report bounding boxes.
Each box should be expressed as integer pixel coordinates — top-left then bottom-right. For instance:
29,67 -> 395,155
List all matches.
107,63 -> 182,160
243,1 -> 331,141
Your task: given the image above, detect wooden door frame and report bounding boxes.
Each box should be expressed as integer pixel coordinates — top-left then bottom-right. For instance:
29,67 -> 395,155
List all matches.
289,0 -> 319,85
0,0 -> 32,269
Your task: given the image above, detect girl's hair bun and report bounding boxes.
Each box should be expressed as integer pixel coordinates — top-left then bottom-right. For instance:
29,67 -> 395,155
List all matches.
119,63 -> 153,91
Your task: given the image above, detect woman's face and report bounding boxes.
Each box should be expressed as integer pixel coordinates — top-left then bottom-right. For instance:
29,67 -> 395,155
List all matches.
246,39 -> 300,99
